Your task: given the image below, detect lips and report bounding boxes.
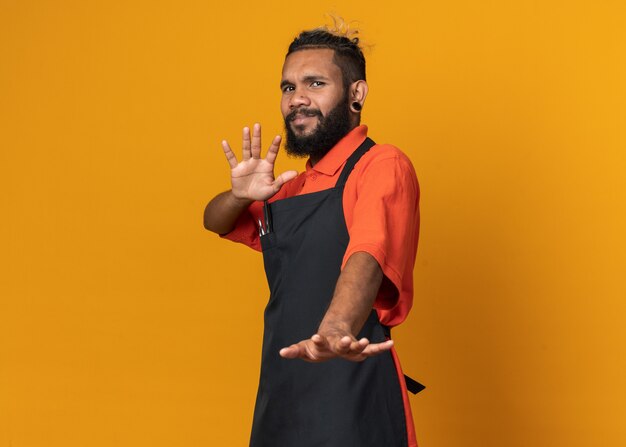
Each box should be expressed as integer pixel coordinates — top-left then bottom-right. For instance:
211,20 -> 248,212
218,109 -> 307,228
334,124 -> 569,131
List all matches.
292,114 -> 315,125
287,108 -> 322,123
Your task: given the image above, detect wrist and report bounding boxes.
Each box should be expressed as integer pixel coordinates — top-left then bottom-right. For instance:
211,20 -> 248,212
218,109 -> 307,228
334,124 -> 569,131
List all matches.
229,191 -> 254,208
318,318 -> 353,337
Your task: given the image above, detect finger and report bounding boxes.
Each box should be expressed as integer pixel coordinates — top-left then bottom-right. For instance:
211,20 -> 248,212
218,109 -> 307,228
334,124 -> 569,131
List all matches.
265,135 -> 282,164
251,123 -> 262,159
242,126 -> 251,160
280,342 -> 323,362
311,333 -> 329,348
221,140 -> 238,169
347,337 -> 370,354
279,344 -> 304,359
273,170 -> 298,191
360,339 -> 394,357
334,335 -> 354,355
334,336 -> 367,356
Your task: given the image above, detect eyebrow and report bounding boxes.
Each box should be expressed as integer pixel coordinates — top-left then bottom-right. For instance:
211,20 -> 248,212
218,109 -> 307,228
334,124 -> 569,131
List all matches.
280,74 -> 331,90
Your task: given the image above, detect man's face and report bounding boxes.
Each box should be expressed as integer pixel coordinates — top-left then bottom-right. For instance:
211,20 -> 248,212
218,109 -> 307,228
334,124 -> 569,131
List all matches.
280,48 -> 352,159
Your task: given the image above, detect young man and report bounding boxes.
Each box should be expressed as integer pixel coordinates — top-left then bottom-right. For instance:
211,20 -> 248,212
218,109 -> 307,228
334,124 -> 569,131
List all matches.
204,27 -> 420,447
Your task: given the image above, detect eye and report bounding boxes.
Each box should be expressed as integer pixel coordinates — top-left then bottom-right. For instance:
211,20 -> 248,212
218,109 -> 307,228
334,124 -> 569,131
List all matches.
311,81 -> 325,87
282,85 -> 295,93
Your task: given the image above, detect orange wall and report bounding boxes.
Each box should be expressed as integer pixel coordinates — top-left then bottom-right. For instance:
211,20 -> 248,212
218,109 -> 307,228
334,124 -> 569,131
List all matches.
1,1 -> 624,446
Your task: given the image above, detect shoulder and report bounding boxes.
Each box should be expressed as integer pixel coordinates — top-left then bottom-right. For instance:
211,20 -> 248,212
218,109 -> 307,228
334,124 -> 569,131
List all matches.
351,143 -> 419,190
357,143 -> 416,173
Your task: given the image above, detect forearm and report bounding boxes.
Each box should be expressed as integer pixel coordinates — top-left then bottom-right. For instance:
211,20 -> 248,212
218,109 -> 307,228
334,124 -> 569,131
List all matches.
280,251 -> 391,361
318,251 -> 383,337
203,190 -> 253,234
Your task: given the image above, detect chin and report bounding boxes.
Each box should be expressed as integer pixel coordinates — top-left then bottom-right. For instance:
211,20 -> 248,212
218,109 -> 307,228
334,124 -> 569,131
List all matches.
292,123 -> 315,136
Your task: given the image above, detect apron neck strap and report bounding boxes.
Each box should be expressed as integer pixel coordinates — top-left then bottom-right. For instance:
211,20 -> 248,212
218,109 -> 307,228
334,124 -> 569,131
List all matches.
335,137 -> 376,188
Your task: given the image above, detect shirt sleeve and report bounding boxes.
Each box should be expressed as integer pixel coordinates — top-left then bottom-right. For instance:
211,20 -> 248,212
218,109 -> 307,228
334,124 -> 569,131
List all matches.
220,200 -> 264,252
219,174 -> 304,251
341,149 -> 420,325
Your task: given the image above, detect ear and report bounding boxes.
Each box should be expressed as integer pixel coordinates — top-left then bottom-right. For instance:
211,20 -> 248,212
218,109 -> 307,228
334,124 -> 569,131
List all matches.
349,80 -> 369,112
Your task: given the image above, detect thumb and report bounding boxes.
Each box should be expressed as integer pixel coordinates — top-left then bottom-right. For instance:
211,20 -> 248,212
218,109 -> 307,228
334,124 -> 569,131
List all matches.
273,170 -> 298,190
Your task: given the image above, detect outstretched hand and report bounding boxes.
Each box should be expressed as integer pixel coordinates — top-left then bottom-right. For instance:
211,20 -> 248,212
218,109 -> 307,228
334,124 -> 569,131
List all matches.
222,123 -> 297,202
279,328 -> 394,363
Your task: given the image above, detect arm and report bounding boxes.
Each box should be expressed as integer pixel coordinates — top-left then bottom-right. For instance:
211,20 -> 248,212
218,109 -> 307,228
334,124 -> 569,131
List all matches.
279,151 -> 420,361
279,251 -> 394,362
203,123 -> 297,235
203,191 -> 252,234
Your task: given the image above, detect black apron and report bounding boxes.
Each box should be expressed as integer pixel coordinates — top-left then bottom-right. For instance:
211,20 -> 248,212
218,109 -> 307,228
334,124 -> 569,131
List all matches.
250,138 -> 408,447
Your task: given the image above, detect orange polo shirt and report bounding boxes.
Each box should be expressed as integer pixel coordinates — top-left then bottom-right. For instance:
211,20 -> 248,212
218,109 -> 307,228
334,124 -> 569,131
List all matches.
223,124 -> 420,328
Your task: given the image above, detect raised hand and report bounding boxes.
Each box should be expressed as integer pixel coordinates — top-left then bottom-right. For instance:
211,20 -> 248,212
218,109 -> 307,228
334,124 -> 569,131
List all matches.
222,123 -> 297,202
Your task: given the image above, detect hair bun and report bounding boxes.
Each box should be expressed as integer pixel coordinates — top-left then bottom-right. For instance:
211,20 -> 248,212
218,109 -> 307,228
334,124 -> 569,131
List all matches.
324,14 -> 361,42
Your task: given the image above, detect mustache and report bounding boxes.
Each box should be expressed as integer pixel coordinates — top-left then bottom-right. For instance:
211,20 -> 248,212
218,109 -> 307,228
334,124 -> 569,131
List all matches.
286,108 -> 323,122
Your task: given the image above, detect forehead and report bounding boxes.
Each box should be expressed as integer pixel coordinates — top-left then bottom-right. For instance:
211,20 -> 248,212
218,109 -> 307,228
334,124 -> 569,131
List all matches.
281,48 -> 342,80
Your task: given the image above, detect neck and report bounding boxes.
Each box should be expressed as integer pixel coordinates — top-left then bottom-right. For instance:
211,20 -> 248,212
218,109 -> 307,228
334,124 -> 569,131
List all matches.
309,155 -> 322,167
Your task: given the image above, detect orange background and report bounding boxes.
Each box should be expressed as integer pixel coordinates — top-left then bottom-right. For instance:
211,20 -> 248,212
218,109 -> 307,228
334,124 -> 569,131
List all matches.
1,1 -> 625,446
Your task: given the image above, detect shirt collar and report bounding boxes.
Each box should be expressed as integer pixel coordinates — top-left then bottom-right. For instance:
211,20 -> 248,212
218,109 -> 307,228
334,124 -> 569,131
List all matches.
305,125 -> 369,176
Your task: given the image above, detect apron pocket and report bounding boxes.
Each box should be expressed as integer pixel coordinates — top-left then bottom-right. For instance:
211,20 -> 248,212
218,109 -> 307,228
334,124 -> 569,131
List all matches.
260,232 -> 277,251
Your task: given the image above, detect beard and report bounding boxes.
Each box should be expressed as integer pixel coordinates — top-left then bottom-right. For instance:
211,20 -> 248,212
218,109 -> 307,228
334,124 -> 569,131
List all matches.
284,95 -> 352,160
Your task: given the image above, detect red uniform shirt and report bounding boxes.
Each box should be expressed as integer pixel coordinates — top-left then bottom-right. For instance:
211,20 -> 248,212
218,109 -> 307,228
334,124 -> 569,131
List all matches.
223,125 -> 420,327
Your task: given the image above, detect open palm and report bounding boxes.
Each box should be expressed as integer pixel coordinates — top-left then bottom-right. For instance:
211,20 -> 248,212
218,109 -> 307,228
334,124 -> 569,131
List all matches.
222,123 -> 297,202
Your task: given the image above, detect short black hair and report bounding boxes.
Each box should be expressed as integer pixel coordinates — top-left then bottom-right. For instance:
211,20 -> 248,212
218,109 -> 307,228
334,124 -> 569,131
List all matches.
286,29 -> 366,89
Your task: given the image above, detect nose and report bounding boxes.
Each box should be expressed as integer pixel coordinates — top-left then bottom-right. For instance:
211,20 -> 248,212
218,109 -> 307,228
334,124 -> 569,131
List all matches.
289,88 -> 311,109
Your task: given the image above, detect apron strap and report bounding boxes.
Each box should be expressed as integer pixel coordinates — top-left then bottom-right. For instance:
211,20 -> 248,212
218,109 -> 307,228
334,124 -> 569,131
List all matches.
404,375 -> 426,395
383,324 -> 426,395
335,137 -> 377,188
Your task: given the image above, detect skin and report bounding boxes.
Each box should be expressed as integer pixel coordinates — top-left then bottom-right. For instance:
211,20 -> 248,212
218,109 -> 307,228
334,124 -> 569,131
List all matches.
204,48 -> 392,361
